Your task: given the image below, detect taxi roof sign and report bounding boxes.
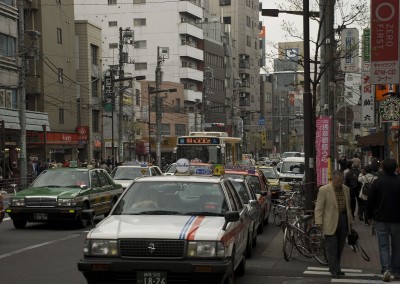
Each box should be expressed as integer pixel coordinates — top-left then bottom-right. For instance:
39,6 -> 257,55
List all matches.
175,158 -> 190,173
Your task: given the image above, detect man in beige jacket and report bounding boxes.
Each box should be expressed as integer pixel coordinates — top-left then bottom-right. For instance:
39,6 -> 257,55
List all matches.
315,170 -> 354,278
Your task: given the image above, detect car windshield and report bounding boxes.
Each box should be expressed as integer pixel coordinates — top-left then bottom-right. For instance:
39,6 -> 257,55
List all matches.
281,162 -> 305,174
260,168 -> 278,179
111,167 -> 149,179
224,173 -> 262,194
112,181 -> 227,216
30,170 -> 90,188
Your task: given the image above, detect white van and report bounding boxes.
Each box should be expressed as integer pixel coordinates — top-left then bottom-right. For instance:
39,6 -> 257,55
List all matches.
276,157 -> 305,191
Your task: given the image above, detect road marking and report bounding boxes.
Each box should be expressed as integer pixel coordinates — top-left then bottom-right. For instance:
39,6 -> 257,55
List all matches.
3,217 -> 11,221
307,267 -> 362,273
0,234 -> 80,260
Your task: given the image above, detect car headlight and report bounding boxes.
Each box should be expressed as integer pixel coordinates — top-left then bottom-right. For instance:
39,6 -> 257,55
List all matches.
11,198 -> 25,206
57,198 -> 77,207
84,239 -> 118,256
187,241 -> 225,258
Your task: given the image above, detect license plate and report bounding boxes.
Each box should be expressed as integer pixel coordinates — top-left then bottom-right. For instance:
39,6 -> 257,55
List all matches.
33,213 -> 48,221
136,271 -> 167,284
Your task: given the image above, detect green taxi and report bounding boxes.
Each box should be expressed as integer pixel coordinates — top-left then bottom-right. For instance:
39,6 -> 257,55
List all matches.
6,166 -> 123,229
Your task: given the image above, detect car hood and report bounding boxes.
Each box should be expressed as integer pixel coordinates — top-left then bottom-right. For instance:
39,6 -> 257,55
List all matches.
113,180 -> 133,189
14,187 -> 81,198
88,215 -> 225,240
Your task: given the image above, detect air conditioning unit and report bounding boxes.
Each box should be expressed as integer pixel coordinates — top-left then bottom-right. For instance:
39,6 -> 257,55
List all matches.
240,93 -> 246,98
241,74 -> 246,79
241,55 -> 246,60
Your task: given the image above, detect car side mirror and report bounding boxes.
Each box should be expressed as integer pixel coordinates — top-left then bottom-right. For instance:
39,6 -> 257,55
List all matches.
223,211 -> 240,230
249,200 -> 258,206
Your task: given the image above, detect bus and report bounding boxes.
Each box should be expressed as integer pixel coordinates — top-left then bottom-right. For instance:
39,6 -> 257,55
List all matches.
175,132 -> 242,165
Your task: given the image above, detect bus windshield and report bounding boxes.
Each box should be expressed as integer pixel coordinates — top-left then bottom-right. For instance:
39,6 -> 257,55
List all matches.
176,145 -> 222,164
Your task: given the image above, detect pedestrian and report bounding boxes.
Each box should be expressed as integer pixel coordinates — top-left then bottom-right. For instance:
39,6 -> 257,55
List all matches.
358,165 -> 376,226
344,163 -> 362,219
314,170 -> 353,279
338,155 -> 347,172
352,153 -> 361,170
343,160 -> 353,177
367,158 -> 400,282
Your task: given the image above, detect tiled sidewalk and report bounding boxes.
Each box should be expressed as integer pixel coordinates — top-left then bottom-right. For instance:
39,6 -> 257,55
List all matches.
341,217 -> 381,273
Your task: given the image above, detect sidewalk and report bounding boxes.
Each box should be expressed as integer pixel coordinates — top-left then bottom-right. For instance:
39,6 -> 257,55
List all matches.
341,217 -> 381,273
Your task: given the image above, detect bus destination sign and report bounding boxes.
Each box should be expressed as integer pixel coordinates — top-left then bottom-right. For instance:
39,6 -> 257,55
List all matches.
178,137 -> 220,144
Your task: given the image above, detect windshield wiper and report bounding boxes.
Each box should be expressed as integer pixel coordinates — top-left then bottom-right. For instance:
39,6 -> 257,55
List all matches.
131,210 -> 183,215
184,211 -> 224,216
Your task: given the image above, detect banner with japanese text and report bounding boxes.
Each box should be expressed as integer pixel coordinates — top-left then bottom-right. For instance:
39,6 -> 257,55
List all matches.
370,0 -> 400,84
316,116 -> 331,187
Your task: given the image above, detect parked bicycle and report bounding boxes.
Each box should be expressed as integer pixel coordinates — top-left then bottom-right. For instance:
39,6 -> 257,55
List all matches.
282,213 -> 328,266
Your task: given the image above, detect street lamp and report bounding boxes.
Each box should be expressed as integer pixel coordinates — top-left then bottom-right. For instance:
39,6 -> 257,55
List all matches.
262,2 -> 316,210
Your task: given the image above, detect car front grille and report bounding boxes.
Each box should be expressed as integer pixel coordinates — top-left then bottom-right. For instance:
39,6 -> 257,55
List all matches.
282,177 -> 303,183
25,197 -> 57,207
119,239 -> 185,258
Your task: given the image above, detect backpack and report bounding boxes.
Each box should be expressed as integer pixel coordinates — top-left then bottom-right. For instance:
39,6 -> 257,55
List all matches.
346,169 -> 360,190
361,176 -> 373,196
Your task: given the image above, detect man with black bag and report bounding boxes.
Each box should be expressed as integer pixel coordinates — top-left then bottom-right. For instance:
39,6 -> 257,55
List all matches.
345,163 -> 362,219
367,159 -> 400,282
315,170 -> 353,279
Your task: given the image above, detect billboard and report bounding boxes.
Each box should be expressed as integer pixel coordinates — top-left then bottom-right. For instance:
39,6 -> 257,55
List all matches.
370,0 -> 400,84
340,28 -> 360,73
316,116 -> 331,187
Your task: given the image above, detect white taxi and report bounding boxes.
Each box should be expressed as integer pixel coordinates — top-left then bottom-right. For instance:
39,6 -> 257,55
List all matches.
78,159 -> 250,284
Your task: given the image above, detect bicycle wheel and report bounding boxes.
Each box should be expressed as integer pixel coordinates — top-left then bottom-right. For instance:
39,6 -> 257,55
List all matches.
292,224 -> 313,258
308,226 -> 328,266
283,226 -> 294,261
273,206 -> 283,226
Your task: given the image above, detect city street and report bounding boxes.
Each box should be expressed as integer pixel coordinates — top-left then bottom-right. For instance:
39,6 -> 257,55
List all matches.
0,196 -> 391,284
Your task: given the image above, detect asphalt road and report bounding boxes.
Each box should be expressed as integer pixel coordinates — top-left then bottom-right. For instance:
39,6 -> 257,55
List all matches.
0,199 -> 359,284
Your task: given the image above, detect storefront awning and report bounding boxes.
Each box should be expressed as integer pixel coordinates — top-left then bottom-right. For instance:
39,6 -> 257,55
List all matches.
356,131 -> 384,147
0,108 -> 50,131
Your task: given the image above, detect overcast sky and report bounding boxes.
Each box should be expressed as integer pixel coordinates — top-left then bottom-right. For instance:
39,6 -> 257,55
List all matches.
259,0 -> 370,72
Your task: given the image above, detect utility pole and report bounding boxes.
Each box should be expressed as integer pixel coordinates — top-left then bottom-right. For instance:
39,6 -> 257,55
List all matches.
18,0 -> 27,185
117,27 -> 134,165
155,47 -> 163,168
231,78 -> 241,137
202,67 -> 213,130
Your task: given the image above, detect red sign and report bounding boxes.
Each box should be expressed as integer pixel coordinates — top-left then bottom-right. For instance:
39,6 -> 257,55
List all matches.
27,132 -> 82,145
370,0 -> 400,84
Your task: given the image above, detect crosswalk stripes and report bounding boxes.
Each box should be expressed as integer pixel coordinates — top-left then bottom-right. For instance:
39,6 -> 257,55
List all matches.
303,267 -> 400,283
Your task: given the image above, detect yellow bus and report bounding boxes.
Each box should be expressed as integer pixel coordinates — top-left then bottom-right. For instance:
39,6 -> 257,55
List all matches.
175,132 -> 242,165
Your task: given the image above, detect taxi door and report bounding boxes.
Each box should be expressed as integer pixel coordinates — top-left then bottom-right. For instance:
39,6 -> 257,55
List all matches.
97,170 -> 114,214
89,170 -> 104,214
223,180 -> 248,263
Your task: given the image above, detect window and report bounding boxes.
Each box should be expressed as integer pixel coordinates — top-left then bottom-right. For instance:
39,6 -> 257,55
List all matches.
246,16 -> 251,27
219,0 -> 231,5
175,124 -> 186,136
59,108 -> 64,124
135,62 -> 147,70
0,33 -> 16,57
0,0 -> 14,6
223,17 -> 231,24
108,21 -> 117,27
57,68 -> 63,83
91,77 -> 98,97
246,36 -> 251,47
133,0 -> 146,3
91,44 -> 98,65
134,18 -> 146,27
161,124 -> 171,136
57,28 -> 62,44
0,90 -> 4,107
108,0 -> 116,5
135,40 -> 147,48
4,90 -> 12,108
92,110 -> 100,132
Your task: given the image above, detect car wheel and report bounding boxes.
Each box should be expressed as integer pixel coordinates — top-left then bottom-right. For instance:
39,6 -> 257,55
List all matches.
252,224 -> 258,248
235,248 -> 246,277
76,203 -> 90,228
13,220 -> 27,229
223,256 -> 235,284
257,217 -> 264,234
246,232 -> 253,258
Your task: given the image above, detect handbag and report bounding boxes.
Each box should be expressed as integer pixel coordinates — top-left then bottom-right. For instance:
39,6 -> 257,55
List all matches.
348,229 -> 370,261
